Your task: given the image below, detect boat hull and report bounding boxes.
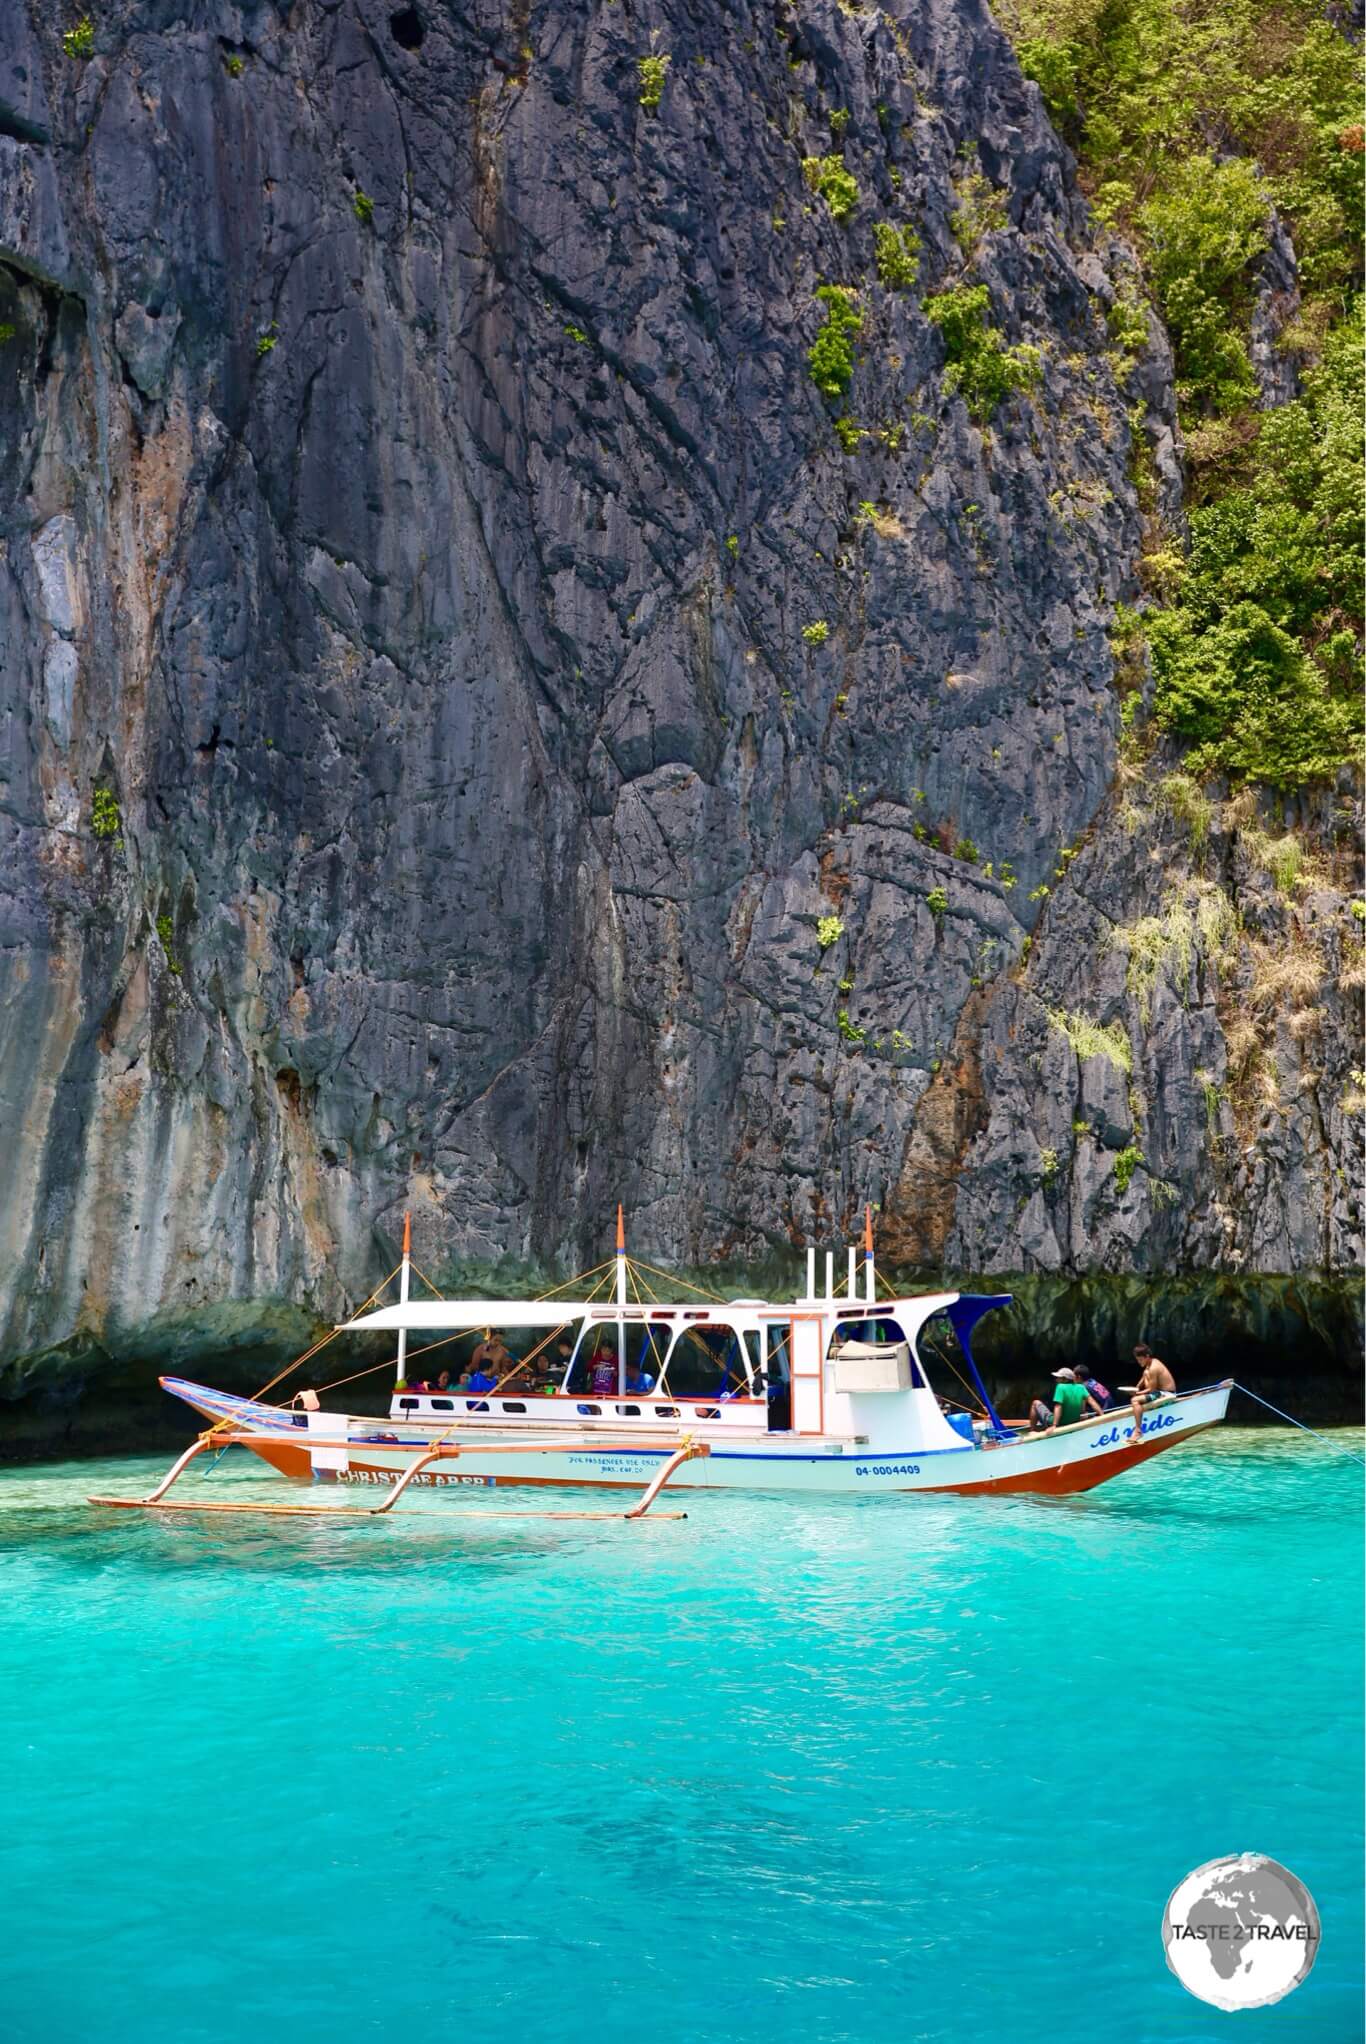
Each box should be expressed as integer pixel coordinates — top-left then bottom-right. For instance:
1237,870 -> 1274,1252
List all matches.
203,1386 -> 1232,1497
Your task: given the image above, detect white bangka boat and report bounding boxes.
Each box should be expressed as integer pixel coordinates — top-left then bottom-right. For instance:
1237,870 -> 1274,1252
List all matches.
93,1211 -> 1232,1521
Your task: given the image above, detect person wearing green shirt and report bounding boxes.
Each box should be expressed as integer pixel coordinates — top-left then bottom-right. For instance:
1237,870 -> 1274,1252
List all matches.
1050,1368 -> 1102,1429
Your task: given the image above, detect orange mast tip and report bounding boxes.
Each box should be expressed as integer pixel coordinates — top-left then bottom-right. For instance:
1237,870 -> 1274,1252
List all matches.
402,1211 -> 411,1256
864,1203 -> 874,1253
616,1203 -> 625,1251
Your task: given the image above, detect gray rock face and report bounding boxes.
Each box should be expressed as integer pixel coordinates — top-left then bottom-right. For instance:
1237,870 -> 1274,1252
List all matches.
1250,207 -> 1301,410
0,0 -> 1360,1398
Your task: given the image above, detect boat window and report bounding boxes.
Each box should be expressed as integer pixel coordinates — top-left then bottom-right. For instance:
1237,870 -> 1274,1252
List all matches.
615,1404 -> 641,1417
661,1322 -> 754,1400
653,1405 -> 679,1418
829,1316 -> 908,1354
430,1398 -> 454,1411
502,1401 -> 527,1414
693,1406 -> 721,1420
828,1316 -> 930,1388
566,1320 -> 667,1395
576,1402 -> 601,1416
465,1399 -> 490,1412
398,1397 -> 418,1410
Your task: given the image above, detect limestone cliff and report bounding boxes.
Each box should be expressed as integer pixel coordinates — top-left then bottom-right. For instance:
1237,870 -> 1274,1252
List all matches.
0,0 -> 1360,1436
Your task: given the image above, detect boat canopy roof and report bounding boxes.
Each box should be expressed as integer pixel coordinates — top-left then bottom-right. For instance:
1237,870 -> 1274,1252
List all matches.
349,1290 -> 976,1338
349,1299 -> 614,1333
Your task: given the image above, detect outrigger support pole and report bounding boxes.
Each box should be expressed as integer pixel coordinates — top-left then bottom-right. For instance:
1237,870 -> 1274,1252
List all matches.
89,1433 -> 711,1523
92,1433 -> 217,1507
626,1438 -> 709,1517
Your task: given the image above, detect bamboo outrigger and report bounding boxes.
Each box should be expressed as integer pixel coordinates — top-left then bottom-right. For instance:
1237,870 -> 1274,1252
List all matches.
90,1428 -> 709,1521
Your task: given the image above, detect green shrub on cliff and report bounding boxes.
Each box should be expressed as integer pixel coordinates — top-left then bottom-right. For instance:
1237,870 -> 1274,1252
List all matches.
873,221 -> 920,290
1113,1144 -> 1145,1195
91,787 -> 122,841
807,285 -> 862,397
637,53 -> 670,112
155,913 -> 182,976
1048,1008 -> 1133,1074
802,155 -> 861,222
923,286 -> 1041,421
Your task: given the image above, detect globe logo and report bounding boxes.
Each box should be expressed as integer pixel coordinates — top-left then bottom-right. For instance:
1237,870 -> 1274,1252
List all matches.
1163,1853 -> 1321,2010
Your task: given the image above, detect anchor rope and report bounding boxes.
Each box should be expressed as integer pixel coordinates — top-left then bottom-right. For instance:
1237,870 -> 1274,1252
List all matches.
1232,1382 -> 1365,1466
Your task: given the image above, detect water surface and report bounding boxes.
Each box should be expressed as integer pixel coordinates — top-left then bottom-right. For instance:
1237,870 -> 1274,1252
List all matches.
1,1429 -> 1360,2043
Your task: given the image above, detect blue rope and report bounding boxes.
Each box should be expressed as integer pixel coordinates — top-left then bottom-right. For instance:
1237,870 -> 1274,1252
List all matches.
1233,1382 -> 1365,1466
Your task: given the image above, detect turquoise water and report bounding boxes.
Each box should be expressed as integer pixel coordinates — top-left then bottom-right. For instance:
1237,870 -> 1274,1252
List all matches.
1,1430 -> 1360,2044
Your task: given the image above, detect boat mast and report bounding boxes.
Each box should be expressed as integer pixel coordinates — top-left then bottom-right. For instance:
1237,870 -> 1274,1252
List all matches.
616,1202 -> 626,1396
864,1203 -> 875,1305
395,1211 -> 411,1387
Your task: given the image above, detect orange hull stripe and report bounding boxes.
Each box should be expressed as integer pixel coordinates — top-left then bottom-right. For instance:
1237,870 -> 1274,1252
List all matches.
918,1422 -> 1217,1495
237,1425 -> 1209,1495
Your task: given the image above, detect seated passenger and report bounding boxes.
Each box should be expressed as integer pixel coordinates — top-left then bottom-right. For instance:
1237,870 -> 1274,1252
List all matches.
624,1359 -> 655,1394
589,1348 -> 617,1397
1078,1368 -> 1115,1410
455,1371 -> 472,1391
471,1331 -> 513,1380
1048,1368 -> 1103,1430
435,1370 -> 452,1393
467,1365 -> 499,1393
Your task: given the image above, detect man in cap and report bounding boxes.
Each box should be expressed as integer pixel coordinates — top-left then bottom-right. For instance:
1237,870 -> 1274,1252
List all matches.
1048,1366 -> 1103,1430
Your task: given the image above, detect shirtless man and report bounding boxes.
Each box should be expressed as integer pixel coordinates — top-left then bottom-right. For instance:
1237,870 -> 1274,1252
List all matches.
1129,1344 -> 1176,1440
470,1331 -> 513,1388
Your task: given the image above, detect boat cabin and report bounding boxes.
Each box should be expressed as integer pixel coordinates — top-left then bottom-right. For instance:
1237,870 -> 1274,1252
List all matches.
351,1237 -> 1003,1458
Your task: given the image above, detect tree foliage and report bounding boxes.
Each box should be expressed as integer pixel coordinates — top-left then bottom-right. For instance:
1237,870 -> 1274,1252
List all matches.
1002,0 -> 1363,787
1007,0 -> 1362,307
923,286 -> 1041,421
1145,310 -> 1363,784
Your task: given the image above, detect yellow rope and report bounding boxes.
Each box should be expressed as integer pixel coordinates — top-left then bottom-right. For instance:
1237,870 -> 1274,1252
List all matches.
408,1257 -> 447,1300
203,1261 -> 405,1437
310,1355 -> 401,1398
537,1257 -> 617,1298
919,1331 -> 988,1418
627,1257 -> 728,1303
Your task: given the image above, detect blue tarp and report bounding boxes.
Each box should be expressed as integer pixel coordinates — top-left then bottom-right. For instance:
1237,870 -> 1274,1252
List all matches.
943,1295 -> 1013,1437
